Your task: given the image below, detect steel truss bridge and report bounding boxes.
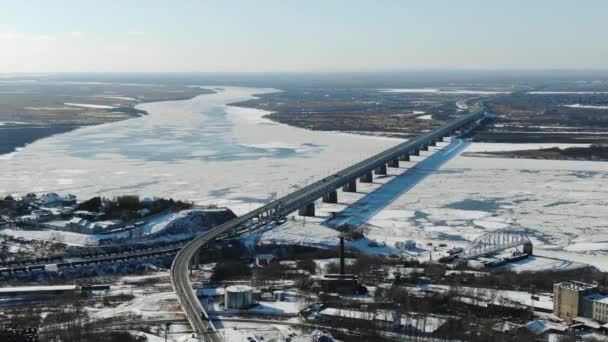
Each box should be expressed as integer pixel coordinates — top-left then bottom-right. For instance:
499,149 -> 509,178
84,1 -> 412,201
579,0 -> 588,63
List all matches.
461,229 -> 532,260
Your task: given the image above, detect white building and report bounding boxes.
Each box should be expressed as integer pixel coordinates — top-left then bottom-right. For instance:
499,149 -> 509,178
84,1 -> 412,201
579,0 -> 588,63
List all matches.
395,240 -> 416,251
39,193 -> 62,205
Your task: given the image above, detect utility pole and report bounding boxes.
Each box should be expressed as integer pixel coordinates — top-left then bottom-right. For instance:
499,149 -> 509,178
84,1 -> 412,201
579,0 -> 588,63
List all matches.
164,322 -> 172,342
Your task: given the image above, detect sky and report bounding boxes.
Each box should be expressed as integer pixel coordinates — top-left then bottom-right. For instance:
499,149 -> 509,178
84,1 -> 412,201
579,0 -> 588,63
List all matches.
1,0 -> 607,73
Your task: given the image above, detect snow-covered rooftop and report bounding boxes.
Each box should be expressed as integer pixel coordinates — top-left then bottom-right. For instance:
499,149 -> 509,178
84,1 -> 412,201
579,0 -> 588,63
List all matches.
555,280 -> 597,292
0,285 -> 78,293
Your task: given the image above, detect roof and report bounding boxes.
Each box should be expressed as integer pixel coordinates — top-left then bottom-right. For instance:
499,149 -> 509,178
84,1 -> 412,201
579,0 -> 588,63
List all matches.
0,285 -> 78,293
225,285 -> 252,292
573,316 -> 602,329
525,320 -> 568,335
586,293 -> 608,304
555,280 -> 597,291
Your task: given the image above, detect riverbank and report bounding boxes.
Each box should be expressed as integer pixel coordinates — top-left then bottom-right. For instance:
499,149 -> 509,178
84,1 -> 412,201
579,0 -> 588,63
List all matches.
463,145 -> 608,162
0,81 -> 214,155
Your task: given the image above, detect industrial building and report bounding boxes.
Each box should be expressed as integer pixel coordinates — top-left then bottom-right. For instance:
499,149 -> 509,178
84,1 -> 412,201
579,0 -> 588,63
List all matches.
311,236 -> 366,295
553,280 -> 608,323
0,285 -> 79,297
224,285 -> 253,310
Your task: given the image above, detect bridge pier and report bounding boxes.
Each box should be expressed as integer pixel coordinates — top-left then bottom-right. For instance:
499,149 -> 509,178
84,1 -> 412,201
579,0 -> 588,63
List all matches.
421,144 -> 428,151
322,190 -> 338,204
298,202 -> 315,216
342,180 -> 357,192
399,153 -> 410,161
360,171 -> 373,183
388,159 -> 399,168
374,164 -> 387,175
411,149 -> 419,156
429,140 -> 436,146
437,136 -> 444,142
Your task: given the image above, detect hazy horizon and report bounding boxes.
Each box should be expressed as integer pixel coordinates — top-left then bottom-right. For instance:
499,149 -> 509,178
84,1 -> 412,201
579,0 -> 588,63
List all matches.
2,0 -> 607,73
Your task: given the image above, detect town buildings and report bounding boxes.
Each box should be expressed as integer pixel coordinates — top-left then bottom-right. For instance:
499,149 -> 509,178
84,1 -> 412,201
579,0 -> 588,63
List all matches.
554,280 -> 608,323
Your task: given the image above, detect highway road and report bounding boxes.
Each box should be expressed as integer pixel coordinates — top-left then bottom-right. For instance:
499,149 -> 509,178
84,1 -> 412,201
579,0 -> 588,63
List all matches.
170,108 -> 487,341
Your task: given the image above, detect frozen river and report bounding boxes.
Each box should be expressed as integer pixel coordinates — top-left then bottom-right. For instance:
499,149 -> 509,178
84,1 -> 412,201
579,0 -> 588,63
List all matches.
0,87 -> 399,214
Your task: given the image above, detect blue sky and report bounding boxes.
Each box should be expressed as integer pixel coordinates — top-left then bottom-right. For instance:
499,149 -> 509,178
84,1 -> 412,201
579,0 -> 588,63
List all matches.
1,0 -> 606,72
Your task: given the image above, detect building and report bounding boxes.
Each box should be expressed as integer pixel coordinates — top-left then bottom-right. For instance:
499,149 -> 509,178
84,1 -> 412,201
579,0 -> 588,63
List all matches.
62,194 -> 77,206
395,240 -> 416,251
224,285 -> 253,310
39,192 -> 62,206
0,285 -> 79,297
255,254 -> 276,267
311,236 -> 366,295
554,280 -> 608,323
585,293 -> 608,323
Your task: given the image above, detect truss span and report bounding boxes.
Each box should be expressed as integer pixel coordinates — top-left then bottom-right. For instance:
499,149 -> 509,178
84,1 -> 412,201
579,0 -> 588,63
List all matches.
461,229 -> 531,259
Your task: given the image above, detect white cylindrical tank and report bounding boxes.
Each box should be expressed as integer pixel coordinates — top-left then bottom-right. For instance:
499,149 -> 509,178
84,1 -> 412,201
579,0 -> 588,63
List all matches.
224,285 -> 253,309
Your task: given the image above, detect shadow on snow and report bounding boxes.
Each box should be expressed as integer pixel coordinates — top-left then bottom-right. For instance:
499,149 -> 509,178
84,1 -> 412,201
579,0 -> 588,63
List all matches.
325,138 -> 471,228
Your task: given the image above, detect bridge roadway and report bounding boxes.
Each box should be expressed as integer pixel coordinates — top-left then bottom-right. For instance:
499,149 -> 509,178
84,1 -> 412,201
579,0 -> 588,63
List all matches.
171,108 -> 487,341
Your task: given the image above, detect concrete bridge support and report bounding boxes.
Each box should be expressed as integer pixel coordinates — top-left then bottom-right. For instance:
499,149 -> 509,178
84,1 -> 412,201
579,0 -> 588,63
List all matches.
437,136 -> 444,142
399,153 -> 410,161
374,164 -> 387,175
322,190 -> 338,204
360,171 -> 373,183
298,202 -> 315,216
421,144 -> 428,151
411,149 -> 419,156
342,180 -> 357,192
388,159 -> 399,168
429,140 -> 436,146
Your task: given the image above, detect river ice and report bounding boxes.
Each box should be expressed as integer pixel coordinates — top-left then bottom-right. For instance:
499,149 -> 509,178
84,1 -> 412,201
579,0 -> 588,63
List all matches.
0,87 -> 399,215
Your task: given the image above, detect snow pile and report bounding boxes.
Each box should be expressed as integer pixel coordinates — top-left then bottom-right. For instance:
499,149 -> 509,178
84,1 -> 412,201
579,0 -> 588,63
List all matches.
151,209 -> 235,236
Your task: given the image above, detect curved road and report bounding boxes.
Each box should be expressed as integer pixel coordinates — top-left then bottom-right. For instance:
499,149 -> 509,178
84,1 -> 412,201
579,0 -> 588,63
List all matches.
171,109 -> 486,341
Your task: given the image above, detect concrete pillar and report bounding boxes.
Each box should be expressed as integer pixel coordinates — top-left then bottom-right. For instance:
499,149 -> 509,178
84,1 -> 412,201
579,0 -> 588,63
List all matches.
374,164 -> 387,175
322,191 -> 338,204
360,171 -> 373,183
342,180 -> 357,192
411,149 -> 419,156
399,154 -> 410,161
298,202 -> 315,216
421,144 -> 428,151
438,136 -> 444,142
429,140 -> 436,146
388,159 -> 399,168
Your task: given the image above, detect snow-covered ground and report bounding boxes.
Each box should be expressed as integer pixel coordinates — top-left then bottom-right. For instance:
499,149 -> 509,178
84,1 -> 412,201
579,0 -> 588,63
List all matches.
1,87 -> 399,216
358,142 -> 608,270
562,104 -> 608,110
64,102 -> 118,109
380,88 -> 511,95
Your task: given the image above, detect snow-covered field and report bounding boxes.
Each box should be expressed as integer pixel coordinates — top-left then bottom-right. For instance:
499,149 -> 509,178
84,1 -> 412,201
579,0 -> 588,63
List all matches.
64,102 -> 118,109
380,88 -> 511,95
562,104 -> 608,110
1,87 -> 399,216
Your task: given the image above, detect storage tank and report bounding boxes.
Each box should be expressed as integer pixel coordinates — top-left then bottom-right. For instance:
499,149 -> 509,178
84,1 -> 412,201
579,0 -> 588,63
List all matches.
224,285 -> 253,309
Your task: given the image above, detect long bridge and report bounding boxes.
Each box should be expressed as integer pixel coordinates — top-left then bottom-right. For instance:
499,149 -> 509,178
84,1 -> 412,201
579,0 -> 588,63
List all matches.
171,108 -> 490,341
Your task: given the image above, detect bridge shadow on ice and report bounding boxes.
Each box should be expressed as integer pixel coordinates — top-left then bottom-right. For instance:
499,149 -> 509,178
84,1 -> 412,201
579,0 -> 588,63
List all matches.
325,138 -> 471,228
